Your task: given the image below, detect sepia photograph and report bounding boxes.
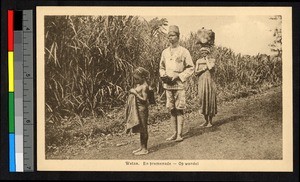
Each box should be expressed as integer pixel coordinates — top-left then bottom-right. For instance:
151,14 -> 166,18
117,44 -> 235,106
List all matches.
36,6 -> 293,171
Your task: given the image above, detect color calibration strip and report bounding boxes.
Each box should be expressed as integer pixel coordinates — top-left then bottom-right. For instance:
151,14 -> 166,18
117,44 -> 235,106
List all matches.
8,10 -> 16,172
22,10 -> 34,172
8,10 -> 34,172
14,10 -> 24,172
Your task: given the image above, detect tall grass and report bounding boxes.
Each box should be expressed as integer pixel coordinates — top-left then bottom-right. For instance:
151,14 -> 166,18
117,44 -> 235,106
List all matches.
182,34 -> 282,104
45,16 -> 282,148
45,16 -> 167,122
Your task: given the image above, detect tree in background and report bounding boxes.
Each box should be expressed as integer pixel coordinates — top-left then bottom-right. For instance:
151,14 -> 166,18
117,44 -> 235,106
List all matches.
269,15 -> 282,57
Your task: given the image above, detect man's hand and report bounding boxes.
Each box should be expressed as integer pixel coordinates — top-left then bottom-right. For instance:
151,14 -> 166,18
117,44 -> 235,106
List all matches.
161,75 -> 177,85
171,75 -> 180,82
161,75 -> 171,83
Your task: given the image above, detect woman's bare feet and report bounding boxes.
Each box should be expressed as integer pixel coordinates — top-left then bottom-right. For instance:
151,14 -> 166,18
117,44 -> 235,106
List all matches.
206,123 -> 213,128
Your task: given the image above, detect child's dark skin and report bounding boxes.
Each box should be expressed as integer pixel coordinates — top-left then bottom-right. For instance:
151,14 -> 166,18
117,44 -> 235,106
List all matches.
129,75 -> 149,155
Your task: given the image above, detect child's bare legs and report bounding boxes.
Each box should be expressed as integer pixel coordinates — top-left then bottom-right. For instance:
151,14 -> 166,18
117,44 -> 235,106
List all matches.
132,129 -> 143,154
166,109 -> 177,141
134,131 -> 149,155
132,134 -> 142,153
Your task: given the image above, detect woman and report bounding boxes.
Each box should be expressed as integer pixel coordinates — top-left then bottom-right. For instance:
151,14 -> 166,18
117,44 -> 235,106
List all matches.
195,47 -> 217,127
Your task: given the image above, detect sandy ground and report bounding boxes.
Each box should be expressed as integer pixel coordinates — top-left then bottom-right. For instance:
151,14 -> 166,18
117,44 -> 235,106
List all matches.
47,86 -> 282,160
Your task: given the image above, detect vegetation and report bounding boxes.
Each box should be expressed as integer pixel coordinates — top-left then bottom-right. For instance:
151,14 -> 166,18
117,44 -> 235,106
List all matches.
45,16 -> 282,149
269,15 -> 282,57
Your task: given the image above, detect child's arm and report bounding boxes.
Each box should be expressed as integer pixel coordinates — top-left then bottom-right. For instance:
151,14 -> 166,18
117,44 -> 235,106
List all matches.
134,85 -> 149,102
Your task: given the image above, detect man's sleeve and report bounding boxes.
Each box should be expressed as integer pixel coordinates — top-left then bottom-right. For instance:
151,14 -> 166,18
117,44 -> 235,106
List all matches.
178,50 -> 195,82
159,51 -> 166,77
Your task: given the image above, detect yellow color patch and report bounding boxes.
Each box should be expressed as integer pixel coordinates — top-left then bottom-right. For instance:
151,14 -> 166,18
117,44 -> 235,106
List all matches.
8,51 -> 14,92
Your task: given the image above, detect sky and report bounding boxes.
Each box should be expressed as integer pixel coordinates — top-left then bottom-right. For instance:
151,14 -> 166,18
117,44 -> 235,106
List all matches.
144,15 -> 280,56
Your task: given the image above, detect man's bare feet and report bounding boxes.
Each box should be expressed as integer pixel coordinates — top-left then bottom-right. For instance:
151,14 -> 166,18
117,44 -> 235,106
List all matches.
175,136 -> 184,142
132,148 -> 142,154
166,134 -> 177,141
134,149 -> 149,155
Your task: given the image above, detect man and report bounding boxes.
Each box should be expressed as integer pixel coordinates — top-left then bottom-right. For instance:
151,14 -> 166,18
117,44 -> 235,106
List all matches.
159,25 -> 194,142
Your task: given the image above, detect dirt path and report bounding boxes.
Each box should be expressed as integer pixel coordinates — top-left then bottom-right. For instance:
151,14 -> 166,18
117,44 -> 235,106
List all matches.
50,86 -> 282,160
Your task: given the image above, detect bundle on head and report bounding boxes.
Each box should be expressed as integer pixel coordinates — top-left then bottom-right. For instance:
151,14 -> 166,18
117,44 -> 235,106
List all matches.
196,27 -> 215,47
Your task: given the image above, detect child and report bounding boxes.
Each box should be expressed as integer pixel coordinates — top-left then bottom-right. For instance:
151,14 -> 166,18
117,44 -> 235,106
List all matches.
126,67 -> 150,155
